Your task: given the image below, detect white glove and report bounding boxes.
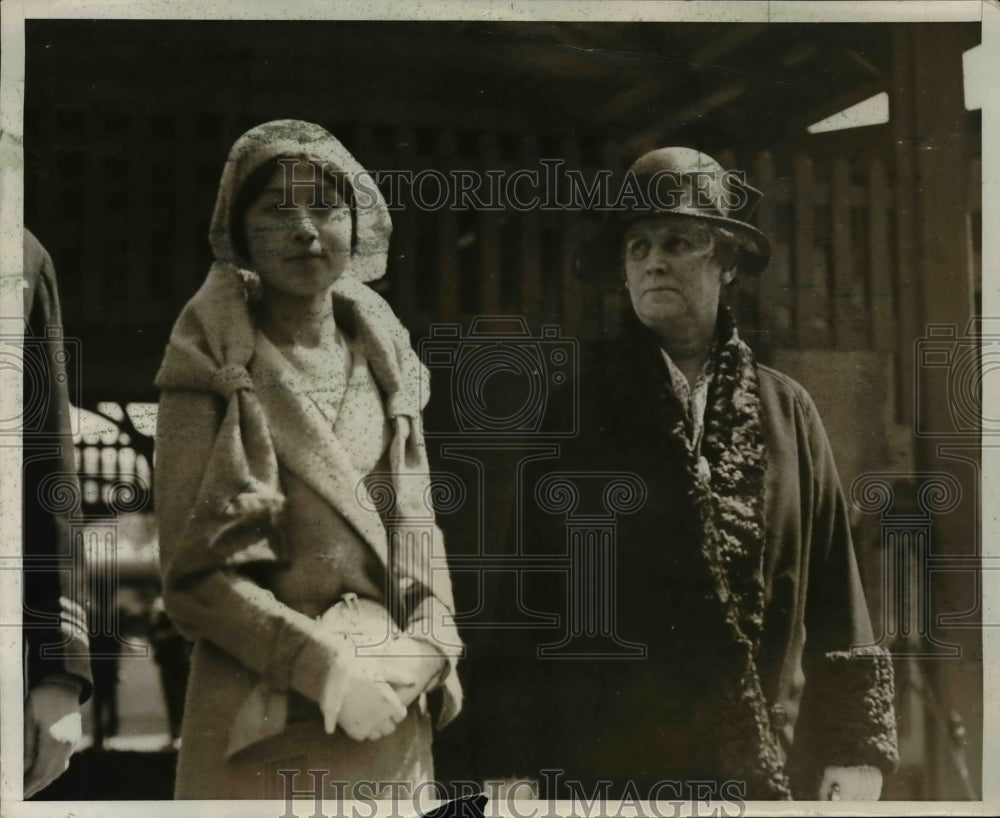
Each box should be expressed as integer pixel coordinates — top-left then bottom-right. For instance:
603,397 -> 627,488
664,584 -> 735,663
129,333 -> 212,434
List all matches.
370,635 -> 447,708
324,651 -> 413,742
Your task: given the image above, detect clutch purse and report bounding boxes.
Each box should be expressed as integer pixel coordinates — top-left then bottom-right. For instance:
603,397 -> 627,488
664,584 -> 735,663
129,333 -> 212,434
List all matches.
226,592 -> 396,757
316,592 -> 398,654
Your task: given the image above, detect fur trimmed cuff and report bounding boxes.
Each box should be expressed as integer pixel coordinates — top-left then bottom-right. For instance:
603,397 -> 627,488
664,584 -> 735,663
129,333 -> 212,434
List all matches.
806,647 -> 900,774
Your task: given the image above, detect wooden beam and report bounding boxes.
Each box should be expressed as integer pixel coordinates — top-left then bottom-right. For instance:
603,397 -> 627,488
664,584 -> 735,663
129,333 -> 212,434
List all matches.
690,23 -> 771,67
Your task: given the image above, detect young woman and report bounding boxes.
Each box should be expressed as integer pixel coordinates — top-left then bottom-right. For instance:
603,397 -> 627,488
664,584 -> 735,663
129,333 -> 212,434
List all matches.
154,120 -> 462,799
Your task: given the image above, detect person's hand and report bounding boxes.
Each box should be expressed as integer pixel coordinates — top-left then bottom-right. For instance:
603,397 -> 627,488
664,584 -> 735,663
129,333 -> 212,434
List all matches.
319,651 -> 414,742
817,765 -> 883,800
374,636 -> 446,709
23,683 -> 83,799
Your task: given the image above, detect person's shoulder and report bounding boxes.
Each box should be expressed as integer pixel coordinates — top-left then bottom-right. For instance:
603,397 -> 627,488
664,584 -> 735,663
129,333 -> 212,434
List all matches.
756,363 -> 821,420
24,229 -> 51,272
757,363 -> 806,395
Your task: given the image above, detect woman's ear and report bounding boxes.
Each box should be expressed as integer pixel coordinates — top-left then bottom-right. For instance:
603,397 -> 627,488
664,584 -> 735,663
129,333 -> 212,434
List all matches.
721,266 -> 737,286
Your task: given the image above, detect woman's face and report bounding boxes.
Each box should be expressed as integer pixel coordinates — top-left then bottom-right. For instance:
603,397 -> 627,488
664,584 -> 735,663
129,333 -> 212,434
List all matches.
622,215 -> 734,337
241,161 -> 352,300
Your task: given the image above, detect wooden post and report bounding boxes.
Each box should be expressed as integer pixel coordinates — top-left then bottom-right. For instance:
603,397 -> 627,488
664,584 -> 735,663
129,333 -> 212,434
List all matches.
867,159 -> 896,353
890,23 -> 979,800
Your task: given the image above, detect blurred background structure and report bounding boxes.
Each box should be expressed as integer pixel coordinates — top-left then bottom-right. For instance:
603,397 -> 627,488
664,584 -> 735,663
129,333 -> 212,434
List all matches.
23,19 -> 982,800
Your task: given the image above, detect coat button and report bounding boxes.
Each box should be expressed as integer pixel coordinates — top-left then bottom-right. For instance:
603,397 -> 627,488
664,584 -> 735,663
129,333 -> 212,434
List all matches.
770,704 -> 789,729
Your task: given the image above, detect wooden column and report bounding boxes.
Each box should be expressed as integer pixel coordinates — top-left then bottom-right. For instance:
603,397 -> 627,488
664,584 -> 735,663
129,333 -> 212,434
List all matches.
890,23 -> 980,800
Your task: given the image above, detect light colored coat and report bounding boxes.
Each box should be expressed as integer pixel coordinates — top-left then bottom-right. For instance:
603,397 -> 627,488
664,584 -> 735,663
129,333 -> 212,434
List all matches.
156,332 -> 455,798
154,120 -> 461,799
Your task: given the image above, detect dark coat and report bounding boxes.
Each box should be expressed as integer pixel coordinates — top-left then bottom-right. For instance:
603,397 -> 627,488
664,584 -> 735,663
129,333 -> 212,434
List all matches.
495,312 -> 897,798
22,230 -> 93,702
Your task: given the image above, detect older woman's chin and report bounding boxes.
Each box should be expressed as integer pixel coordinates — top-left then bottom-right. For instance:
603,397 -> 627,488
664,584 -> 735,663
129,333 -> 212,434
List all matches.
633,300 -> 686,328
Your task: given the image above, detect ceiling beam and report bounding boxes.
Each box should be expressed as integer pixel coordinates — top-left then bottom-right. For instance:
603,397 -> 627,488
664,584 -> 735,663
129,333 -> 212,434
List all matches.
689,23 -> 771,67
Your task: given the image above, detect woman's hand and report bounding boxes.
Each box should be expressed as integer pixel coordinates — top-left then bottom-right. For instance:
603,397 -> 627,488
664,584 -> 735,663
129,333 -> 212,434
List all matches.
23,683 -> 82,798
319,651 -> 415,742
817,765 -> 883,800
376,636 -> 447,708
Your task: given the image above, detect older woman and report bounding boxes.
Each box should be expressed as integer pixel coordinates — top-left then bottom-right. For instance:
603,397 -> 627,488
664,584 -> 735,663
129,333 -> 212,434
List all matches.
504,147 -> 898,800
154,120 -> 462,799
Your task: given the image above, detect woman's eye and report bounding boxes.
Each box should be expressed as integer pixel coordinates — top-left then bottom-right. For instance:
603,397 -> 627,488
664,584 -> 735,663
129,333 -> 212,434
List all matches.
667,238 -> 692,252
627,239 -> 650,260
261,198 -> 287,213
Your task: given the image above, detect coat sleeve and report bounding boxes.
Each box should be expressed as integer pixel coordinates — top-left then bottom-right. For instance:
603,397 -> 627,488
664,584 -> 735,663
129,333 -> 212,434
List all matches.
22,230 -> 93,703
384,412 -> 464,729
788,389 -> 899,788
155,389 -> 353,707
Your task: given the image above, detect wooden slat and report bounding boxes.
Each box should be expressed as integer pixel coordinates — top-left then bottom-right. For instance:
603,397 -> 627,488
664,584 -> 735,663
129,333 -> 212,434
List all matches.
868,159 -> 896,352
831,156 -> 859,349
793,154 -> 825,347
436,130 -> 459,317
734,150 -> 759,341
560,134 -> 584,336
81,110 -> 103,319
757,152 -> 791,347
520,134 -> 542,320
172,116 -> 199,303
127,112 -> 152,318
479,133 -> 502,315
599,140 -> 627,340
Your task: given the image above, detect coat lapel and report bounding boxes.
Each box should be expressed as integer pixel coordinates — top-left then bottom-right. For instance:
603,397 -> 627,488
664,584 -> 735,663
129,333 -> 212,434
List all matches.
249,332 -> 390,568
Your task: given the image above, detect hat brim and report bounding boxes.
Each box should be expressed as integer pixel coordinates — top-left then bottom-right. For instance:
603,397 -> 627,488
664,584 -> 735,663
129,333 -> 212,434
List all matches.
575,209 -> 772,286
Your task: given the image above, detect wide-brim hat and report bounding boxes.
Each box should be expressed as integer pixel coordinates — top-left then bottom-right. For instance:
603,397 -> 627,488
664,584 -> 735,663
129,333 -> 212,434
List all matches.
575,146 -> 772,285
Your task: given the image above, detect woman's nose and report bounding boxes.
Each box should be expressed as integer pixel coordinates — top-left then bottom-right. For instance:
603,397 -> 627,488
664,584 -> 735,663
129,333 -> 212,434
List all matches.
645,244 -> 670,273
289,209 -> 320,241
